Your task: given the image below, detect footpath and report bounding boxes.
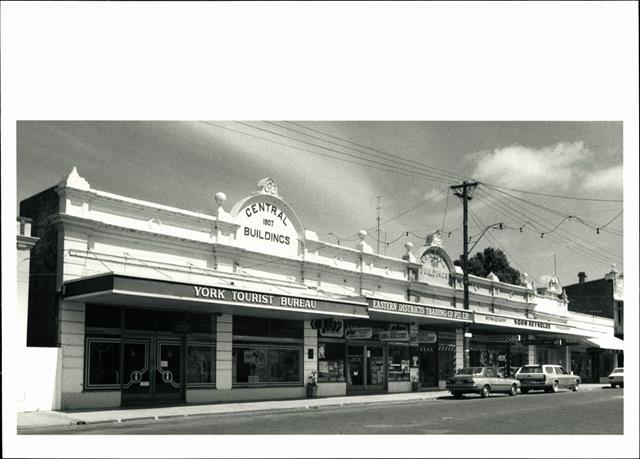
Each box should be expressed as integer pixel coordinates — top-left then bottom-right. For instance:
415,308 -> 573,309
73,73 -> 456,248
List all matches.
17,384 -> 606,431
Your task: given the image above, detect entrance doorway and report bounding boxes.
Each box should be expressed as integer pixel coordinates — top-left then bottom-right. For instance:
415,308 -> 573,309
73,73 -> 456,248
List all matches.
122,337 -> 184,406
347,344 -> 385,393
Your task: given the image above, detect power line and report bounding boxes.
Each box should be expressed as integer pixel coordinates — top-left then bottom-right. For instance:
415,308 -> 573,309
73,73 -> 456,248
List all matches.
200,121 -> 451,184
484,184 -> 622,237
282,121 -> 466,182
481,182 -> 623,203
480,187 -> 624,255
475,189 -> 621,266
474,189 -> 618,264
235,121 -> 455,185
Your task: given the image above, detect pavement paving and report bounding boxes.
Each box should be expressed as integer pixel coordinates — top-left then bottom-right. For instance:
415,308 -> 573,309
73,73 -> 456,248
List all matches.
16,383 -> 608,431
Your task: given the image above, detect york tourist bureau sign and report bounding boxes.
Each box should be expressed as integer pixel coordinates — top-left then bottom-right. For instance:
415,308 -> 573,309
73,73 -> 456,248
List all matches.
193,285 -> 317,310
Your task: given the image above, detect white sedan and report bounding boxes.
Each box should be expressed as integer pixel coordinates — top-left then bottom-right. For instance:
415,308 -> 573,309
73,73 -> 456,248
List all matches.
608,367 -> 624,388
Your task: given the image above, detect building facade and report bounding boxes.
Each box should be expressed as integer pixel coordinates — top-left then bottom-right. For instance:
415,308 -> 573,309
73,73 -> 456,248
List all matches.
19,169 -> 623,411
565,269 -> 624,381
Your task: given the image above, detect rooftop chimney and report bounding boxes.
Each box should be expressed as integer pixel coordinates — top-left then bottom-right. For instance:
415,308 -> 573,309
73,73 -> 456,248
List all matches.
578,272 -> 587,284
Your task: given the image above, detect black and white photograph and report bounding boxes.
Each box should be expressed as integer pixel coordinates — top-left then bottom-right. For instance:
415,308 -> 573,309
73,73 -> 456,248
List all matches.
2,2 -> 638,459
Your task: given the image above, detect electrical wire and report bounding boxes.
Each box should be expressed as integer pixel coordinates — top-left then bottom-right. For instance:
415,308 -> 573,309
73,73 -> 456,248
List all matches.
235,121 -> 455,185
200,121 -> 451,184
474,189 -> 621,266
481,182 -> 623,203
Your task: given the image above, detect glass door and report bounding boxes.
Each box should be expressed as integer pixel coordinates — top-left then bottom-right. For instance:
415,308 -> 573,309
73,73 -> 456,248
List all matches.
154,340 -> 183,402
121,337 -> 184,406
367,345 -> 385,390
122,339 -> 151,404
347,345 -> 365,392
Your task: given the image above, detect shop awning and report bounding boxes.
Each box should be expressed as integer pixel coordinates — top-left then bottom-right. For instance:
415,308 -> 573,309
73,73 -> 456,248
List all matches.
63,273 -> 370,320
584,335 -> 625,351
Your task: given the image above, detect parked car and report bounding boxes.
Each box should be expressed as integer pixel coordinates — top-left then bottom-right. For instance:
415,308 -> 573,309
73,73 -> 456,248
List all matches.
497,366 -> 521,378
515,364 -> 580,393
608,367 -> 624,388
446,366 -> 520,398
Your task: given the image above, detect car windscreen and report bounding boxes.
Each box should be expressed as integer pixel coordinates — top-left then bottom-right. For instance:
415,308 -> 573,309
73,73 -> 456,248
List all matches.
612,369 -> 623,373
518,366 -> 543,373
456,368 -> 484,375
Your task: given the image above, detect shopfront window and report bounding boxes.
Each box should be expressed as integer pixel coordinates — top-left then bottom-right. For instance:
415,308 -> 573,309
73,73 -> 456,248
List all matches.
388,345 -> 410,381
187,343 -> 216,386
85,338 -> 121,389
232,316 -> 303,386
317,342 -> 345,382
232,345 -> 301,385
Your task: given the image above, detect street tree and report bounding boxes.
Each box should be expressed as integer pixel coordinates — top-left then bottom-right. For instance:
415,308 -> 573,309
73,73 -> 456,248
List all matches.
455,247 -> 521,285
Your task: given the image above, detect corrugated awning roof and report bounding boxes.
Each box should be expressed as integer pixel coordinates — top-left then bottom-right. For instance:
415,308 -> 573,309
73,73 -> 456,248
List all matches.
584,335 -> 624,351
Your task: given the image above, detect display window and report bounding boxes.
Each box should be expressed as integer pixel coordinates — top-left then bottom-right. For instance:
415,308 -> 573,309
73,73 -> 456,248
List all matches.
186,343 -> 216,386
317,342 -> 346,382
85,337 -> 121,389
388,345 -> 410,382
232,345 -> 302,385
232,315 -> 303,386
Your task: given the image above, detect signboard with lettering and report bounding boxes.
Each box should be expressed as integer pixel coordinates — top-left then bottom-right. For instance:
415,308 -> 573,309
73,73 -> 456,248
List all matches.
368,298 -> 472,322
193,285 -> 318,311
474,312 -> 572,334
235,198 -> 300,257
345,327 -> 373,340
418,249 -> 452,286
379,330 -> 410,341
313,319 -> 344,338
409,331 -> 437,343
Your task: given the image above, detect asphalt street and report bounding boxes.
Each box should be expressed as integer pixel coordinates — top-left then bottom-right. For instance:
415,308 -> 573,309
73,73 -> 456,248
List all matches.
22,388 -> 623,435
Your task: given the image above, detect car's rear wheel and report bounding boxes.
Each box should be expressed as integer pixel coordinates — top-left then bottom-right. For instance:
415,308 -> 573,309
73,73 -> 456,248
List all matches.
480,385 -> 490,398
572,381 -> 579,392
452,391 -> 463,398
520,388 -> 529,394
509,384 -> 517,396
611,383 -> 617,388
551,381 -> 559,393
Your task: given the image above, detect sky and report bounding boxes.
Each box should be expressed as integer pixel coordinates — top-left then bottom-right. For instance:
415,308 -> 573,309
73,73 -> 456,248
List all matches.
16,120 -> 624,286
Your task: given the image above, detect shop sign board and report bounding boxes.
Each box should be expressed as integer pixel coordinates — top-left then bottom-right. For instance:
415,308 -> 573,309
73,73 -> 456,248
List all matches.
520,339 -> 561,346
409,331 -> 437,343
314,319 -> 344,338
474,312 -> 570,333
345,327 -> 373,340
368,298 -> 472,322
194,285 -> 318,310
379,330 -> 410,341
471,334 -> 520,344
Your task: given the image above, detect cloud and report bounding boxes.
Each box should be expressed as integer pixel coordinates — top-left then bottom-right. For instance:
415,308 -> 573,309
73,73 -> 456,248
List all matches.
580,165 -> 623,194
471,141 -> 591,192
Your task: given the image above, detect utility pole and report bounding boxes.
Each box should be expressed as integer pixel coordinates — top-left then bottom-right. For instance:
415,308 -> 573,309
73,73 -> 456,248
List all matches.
376,196 -> 382,254
451,180 -> 478,368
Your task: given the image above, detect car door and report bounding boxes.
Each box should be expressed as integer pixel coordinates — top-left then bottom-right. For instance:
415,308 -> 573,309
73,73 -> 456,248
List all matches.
485,367 -> 503,391
558,366 -> 573,387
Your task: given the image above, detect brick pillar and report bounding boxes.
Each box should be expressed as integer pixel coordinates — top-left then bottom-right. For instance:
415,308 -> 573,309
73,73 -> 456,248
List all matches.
216,314 -> 233,389
303,321 -> 318,382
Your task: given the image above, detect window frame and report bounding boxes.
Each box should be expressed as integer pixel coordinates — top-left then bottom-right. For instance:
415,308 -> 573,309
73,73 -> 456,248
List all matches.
84,337 -> 122,390
232,343 -> 303,387
186,341 -> 217,388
